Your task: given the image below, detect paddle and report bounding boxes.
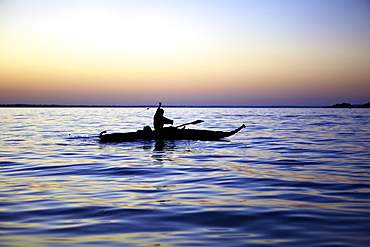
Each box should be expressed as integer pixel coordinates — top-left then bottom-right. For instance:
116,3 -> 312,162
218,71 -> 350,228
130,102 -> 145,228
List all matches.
176,120 -> 204,128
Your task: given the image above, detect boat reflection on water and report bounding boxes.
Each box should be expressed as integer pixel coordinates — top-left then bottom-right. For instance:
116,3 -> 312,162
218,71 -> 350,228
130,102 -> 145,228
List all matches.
152,141 -> 175,164
141,139 -> 193,164
154,140 -> 176,151
142,139 -> 190,152
142,140 -> 171,152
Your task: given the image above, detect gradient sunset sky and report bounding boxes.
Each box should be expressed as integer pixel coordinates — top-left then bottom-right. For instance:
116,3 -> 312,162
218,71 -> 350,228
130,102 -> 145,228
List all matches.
0,0 -> 369,106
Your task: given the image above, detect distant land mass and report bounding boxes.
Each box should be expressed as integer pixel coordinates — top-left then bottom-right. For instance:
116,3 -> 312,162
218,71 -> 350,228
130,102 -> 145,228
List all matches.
358,102 -> 370,108
327,102 -> 370,108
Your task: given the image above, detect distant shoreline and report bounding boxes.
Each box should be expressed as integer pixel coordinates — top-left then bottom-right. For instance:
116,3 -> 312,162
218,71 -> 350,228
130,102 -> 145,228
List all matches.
0,104 -> 326,108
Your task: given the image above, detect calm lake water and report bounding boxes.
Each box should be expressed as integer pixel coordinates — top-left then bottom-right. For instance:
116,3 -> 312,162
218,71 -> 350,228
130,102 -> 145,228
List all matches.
1,107 -> 369,246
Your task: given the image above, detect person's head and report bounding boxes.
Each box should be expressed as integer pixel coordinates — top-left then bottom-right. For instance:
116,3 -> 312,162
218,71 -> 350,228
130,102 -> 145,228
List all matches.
156,109 -> 164,116
143,125 -> 152,133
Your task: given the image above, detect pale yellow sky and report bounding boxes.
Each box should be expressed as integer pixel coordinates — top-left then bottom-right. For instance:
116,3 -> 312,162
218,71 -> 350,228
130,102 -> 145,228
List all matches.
1,0 -> 369,105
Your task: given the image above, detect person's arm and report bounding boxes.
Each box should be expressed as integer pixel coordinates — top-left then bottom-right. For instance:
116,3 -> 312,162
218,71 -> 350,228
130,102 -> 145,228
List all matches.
162,117 -> 173,125
155,102 -> 162,116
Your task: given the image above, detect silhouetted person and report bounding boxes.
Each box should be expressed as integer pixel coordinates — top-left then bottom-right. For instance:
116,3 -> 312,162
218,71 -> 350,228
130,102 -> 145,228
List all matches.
140,125 -> 154,139
153,102 -> 173,133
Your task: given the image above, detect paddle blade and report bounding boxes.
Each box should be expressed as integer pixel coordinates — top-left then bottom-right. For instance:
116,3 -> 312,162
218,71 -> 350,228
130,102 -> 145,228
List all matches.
176,120 -> 204,128
192,120 -> 204,125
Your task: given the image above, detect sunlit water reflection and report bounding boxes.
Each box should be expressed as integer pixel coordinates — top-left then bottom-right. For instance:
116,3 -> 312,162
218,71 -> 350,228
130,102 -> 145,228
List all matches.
1,107 -> 369,246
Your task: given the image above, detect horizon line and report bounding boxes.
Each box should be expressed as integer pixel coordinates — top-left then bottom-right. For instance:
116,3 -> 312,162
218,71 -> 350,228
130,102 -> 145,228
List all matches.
0,103 -> 359,108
